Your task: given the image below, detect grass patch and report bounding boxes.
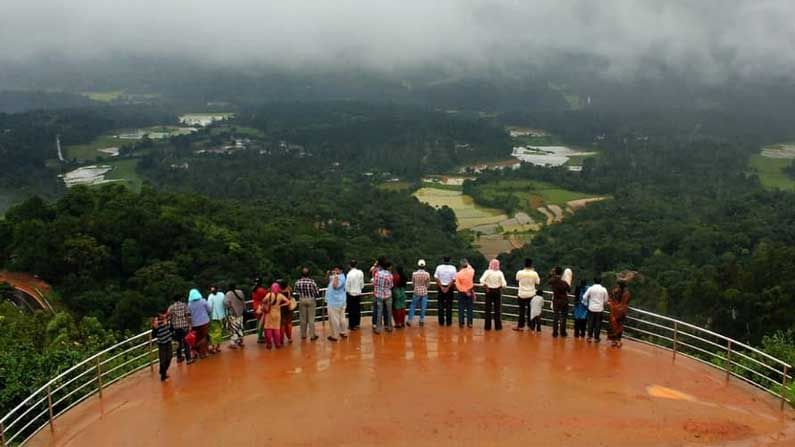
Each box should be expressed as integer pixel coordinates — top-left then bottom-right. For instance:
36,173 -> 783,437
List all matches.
563,152 -> 599,167
83,90 -> 125,102
750,154 -> 795,191
419,182 -> 463,191
474,179 -> 593,209
64,135 -> 126,162
512,135 -> 564,146
104,159 -> 142,192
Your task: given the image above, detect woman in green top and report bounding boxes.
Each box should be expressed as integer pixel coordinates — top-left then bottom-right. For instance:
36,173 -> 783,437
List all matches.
392,265 -> 408,328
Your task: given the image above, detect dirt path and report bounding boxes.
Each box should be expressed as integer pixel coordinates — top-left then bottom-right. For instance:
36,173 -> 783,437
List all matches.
547,204 -> 564,222
536,207 -> 554,225
566,196 -> 607,211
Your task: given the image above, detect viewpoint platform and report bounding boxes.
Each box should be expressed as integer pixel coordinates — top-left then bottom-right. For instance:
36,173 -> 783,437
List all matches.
26,320 -> 795,447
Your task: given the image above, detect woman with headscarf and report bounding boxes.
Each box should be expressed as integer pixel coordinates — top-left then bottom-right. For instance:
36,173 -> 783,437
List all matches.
392,265 -> 408,328
562,268 -> 573,288
261,283 -> 290,349
187,288 -> 211,359
573,279 -> 590,338
608,281 -> 631,348
479,259 -> 507,330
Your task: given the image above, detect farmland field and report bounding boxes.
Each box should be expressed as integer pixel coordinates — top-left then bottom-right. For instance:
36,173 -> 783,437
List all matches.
413,187 -> 507,230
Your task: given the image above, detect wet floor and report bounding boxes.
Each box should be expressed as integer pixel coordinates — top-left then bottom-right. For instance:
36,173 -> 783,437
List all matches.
29,320 -> 795,446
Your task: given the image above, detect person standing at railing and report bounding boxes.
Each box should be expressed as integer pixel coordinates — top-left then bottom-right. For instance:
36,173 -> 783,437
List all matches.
345,260 -> 365,331
392,265 -> 408,328
572,280 -> 590,338
408,259 -> 430,327
548,267 -> 571,338
224,283 -> 246,349
434,256 -> 457,327
514,258 -> 540,332
262,283 -> 290,349
167,295 -> 193,363
455,259 -> 476,328
373,257 -> 394,334
608,281 -> 631,348
187,288 -> 211,359
278,279 -> 295,344
152,312 -> 174,382
252,279 -> 268,344
479,259 -> 507,331
325,266 -> 348,342
295,268 -> 321,341
584,277 -> 609,343
207,285 -> 226,354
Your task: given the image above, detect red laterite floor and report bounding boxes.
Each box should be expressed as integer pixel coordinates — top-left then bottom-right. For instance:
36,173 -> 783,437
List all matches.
29,320 -> 795,447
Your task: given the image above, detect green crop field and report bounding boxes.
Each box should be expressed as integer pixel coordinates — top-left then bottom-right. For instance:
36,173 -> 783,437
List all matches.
104,159 -> 142,192
750,154 -> 795,191
475,179 -> 593,207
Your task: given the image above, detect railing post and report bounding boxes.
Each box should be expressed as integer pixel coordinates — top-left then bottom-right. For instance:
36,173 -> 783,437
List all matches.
46,384 -> 54,431
147,332 -> 155,372
96,357 -> 103,398
1,419 -> 6,446
782,365 -> 790,411
726,340 -> 733,381
672,321 -> 678,360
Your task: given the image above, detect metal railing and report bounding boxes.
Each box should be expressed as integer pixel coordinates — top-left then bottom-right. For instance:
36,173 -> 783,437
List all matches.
2,283 -> 792,445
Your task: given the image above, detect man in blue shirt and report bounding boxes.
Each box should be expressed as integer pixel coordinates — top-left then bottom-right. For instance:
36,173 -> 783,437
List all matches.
325,265 -> 347,342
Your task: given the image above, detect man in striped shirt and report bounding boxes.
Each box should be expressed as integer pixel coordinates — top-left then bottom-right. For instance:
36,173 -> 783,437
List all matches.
152,313 -> 174,382
372,257 -> 394,334
295,268 -> 321,341
167,296 -> 192,363
409,259 -> 431,327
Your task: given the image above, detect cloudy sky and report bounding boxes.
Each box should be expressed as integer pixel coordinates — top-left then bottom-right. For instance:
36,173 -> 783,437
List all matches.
2,0 -> 794,80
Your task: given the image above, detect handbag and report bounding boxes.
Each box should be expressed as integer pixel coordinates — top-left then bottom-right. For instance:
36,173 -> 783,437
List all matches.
288,296 -> 298,311
184,330 -> 197,349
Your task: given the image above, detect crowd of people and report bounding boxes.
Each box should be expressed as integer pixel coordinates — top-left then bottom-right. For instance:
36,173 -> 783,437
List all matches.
151,256 -> 632,382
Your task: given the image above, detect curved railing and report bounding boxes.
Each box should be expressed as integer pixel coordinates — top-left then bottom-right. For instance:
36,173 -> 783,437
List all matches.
1,283 -> 791,445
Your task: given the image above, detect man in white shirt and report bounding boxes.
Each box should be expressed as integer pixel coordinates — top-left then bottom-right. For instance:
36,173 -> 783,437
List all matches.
433,256 -> 457,326
479,259 -> 507,331
345,260 -> 365,331
514,258 -> 541,331
583,277 -> 609,342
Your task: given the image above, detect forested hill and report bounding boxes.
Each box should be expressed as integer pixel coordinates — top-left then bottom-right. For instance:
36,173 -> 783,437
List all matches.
492,135 -> 795,344
0,106 -> 175,195
0,184 -> 479,332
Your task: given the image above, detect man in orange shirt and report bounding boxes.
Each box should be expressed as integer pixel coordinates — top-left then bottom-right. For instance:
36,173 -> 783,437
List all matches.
455,259 -> 476,328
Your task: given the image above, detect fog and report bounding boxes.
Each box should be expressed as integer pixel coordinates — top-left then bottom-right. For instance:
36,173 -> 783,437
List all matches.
3,0 -> 795,81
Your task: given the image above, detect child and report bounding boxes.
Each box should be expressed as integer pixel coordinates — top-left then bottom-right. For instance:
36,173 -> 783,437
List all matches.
529,293 -> 544,332
573,280 -> 590,338
152,313 -> 174,382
